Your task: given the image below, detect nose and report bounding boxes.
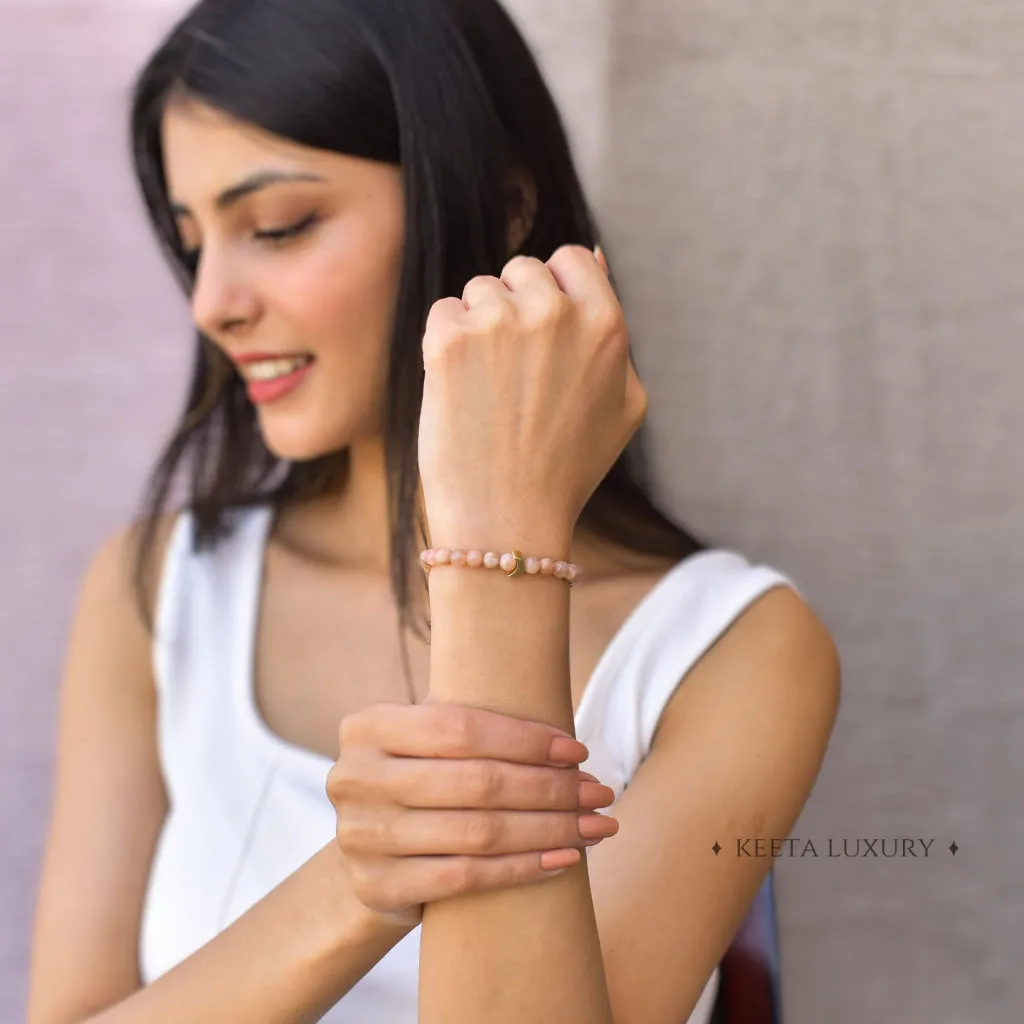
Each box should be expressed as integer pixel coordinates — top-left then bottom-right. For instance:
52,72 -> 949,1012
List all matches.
189,246 -> 262,339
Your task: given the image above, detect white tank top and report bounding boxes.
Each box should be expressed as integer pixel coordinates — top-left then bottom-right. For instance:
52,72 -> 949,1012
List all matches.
139,504 -> 797,1022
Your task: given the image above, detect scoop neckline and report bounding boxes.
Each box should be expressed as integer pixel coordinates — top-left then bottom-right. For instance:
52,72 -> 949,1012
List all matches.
236,504 -> 714,777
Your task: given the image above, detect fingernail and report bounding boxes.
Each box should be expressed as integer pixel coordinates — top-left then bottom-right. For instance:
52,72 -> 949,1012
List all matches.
578,813 -> 620,840
593,244 -> 609,274
549,736 -> 589,765
578,780 -> 615,809
540,847 -> 582,871
578,771 -> 599,783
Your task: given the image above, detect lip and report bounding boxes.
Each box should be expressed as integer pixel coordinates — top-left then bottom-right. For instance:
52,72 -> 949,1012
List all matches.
244,357 -> 317,405
230,350 -> 312,366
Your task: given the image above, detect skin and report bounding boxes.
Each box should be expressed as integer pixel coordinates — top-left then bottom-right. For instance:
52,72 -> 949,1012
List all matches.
165,98 -> 407,574
26,97 -> 842,1023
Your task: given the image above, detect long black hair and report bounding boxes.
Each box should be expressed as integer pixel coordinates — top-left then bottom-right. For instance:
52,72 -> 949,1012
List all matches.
128,0 -> 708,700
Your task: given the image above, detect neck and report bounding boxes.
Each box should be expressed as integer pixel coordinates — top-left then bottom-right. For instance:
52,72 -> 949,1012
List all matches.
273,436 -> 395,574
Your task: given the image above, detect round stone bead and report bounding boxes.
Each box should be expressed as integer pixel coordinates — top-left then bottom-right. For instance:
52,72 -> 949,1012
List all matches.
434,548 -> 450,565
553,560 -> 569,578
450,549 -> 466,566
483,551 -> 500,569
525,557 -> 541,574
566,564 -> 578,582
539,557 -> 554,575
465,549 -> 484,567
499,552 -> 517,572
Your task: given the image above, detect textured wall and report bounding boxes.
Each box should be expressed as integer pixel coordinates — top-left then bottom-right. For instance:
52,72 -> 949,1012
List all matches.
593,4 -> 1021,1020
0,4 -> 193,1018
1,2 -> 1018,1022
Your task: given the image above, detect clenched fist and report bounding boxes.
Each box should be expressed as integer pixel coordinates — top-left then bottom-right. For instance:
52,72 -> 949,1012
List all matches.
417,244 -> 647,544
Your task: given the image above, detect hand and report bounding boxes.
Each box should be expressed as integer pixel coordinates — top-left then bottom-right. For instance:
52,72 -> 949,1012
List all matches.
325,700 -> 619,928
417,245 -> 647,544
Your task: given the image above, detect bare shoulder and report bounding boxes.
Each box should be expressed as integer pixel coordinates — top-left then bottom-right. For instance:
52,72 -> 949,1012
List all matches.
68,510 -> 185,702
83,511 -> 183,629
655,580 -> 841,750
585,581 -> 840,1023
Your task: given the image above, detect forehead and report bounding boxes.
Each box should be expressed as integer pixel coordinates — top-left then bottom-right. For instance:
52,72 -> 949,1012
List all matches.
160,99 -> 330,202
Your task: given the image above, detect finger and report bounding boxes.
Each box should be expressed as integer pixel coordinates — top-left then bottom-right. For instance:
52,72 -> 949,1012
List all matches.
593,244 -> 609,276
383,759 -> 615,812
545,243 -> 617,305
424,295 -> 467,329
499,254 -> 560,295
345,701 -> 590,766
423,296 -> 469,361
461,273 -> 512,310
377,849 -> 583,906
350,807 -> 619,856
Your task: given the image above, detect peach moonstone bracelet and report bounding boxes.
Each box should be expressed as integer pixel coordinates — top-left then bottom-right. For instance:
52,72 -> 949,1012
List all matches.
419,547 -> 579,587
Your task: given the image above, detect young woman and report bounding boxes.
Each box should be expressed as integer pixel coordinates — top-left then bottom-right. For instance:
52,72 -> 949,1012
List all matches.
26,1 -> 841,1022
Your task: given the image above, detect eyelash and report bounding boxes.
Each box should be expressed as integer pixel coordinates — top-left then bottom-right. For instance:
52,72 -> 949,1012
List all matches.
180,212 -> 318,270
254,212 -> 319,243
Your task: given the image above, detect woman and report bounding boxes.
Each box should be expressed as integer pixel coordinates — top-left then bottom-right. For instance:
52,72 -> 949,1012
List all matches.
26,1 -> 841,1021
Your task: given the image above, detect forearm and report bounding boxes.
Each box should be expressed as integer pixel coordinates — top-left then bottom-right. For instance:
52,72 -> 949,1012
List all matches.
418,520 -> 614,1024
81,842 -> 411,1024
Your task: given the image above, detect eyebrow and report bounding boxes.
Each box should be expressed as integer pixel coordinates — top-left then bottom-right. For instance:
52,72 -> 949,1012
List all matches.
169,170 -> 327,217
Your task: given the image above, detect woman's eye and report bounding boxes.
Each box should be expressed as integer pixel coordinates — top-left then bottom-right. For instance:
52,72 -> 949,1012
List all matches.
254,212 -> 319,243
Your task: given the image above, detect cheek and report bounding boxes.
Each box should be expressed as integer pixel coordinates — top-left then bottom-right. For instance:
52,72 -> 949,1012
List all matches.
272,218 -> 404,345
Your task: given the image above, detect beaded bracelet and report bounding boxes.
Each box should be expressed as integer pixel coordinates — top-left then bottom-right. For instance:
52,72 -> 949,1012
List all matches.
419,547 -> 579,587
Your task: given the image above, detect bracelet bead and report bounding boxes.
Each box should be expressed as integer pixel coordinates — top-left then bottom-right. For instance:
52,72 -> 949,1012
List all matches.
419,546 -> 578,587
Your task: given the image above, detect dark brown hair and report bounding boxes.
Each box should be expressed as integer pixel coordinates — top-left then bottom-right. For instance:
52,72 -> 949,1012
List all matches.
127,0 -> 708,701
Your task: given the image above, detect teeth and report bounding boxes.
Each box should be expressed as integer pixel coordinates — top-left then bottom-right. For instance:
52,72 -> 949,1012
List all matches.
243,355 -> 312,381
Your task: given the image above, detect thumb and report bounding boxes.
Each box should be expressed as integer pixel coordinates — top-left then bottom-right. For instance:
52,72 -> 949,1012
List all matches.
593,244 -> 609,276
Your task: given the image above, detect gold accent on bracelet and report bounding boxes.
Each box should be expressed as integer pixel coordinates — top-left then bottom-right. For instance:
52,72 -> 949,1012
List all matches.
504,550 -> 527,579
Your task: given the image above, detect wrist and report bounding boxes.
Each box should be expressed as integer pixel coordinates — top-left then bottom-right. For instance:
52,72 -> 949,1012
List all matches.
321,844 -> 415,957
424,511 -> 575,562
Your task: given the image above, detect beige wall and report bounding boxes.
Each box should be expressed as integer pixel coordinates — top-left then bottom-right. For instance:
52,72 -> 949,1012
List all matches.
1,2 -> 1018,1021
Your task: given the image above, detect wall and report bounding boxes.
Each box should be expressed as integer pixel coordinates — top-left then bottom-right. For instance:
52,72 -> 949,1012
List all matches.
1,2 -> 1017,1021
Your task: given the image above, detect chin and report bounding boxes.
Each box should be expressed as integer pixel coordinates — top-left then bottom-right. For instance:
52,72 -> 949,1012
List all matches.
258,401 -> 374,462
256,416 -> 350,463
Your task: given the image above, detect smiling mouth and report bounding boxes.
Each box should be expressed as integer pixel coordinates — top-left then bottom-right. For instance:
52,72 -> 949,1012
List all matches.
238,353 -> 315,382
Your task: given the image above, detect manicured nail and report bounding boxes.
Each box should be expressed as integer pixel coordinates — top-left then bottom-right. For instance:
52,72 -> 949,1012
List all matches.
549,736 -> 589,765
578,813 -> 620,840
578,780 -> 615,809
540,847 -> 582,871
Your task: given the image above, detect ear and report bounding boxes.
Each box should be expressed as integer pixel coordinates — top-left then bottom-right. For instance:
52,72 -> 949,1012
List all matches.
505,168 -> 538,255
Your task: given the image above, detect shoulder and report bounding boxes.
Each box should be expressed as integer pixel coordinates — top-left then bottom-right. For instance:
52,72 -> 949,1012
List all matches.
81,511 -> 186,631
654,578 -> 841,756
585,579 -> 840,1022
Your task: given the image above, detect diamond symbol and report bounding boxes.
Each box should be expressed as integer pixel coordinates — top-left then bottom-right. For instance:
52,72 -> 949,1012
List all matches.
949,842 -> 959,856
712,841 -> 722,855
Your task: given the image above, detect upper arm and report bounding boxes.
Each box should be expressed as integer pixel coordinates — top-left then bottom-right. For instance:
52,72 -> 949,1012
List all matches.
27,516 -> 179,1024
587,584 -> 841,1024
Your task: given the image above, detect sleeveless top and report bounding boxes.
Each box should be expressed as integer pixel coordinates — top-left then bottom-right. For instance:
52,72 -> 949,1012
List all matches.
139,504 -> 798,1022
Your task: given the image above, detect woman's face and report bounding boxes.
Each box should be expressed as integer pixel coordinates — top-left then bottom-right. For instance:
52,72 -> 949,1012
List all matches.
161,98 -> 405,461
